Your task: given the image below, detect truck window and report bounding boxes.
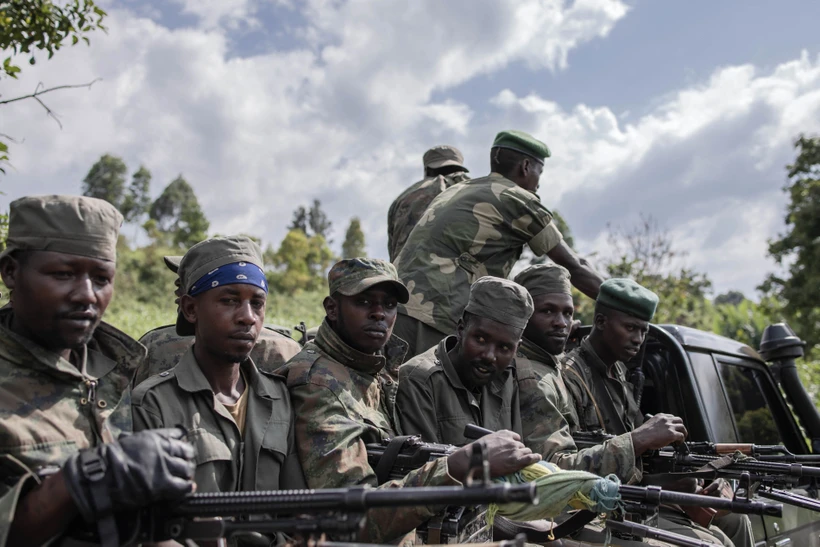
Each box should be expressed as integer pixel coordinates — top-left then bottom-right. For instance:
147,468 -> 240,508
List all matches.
716,360 -> 781,445
689,352 -> 736,441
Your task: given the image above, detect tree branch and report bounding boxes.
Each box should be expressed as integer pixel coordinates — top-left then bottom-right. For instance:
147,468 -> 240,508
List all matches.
0,79 -> 101,130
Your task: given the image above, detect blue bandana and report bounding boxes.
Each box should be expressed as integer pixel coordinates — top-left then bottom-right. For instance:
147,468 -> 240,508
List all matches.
188,261 -> 268,297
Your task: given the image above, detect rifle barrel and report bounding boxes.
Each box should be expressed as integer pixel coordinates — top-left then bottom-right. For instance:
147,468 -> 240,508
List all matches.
757,488 -> 820,513
618,485 -> 782,517
674,453 -> 820,479
606,520 -> 713,547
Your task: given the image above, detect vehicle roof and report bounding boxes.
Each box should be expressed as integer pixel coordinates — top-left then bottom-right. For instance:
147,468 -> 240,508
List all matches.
658,324 -> 765,362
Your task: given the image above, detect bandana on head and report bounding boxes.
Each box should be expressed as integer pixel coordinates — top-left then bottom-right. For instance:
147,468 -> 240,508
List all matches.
188,261 -> 268,297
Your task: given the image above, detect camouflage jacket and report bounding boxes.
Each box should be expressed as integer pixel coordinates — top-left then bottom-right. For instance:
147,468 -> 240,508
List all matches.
396,336 -> 521,445
132,347 -> 305,493
516,339 -> 640,483
133,324 -> 301,386
0,309 -> 144,546
275,320 -> 458,545
563,337 -> 644,434
395,173 -> 563,335
387,172 -> 470,262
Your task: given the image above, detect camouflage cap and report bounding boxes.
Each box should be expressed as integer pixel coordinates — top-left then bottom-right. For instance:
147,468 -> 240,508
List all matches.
513,263 -> 572,297
0,195 -> 123,262
423,145 -> 468,172
597,278 -> 658,322
163,255 -> 183,274
464,276 -> 534,330
176,236 -> 265,335
492,130 -> 551,164
327,258 -> 409,304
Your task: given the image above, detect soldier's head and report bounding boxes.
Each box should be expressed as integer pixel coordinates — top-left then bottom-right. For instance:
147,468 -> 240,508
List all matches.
514,263 -> 574,355
423,145 -> 469,178
591,279 -> 658,363
324,258 -> 409,355
490,130 -> 550,193
452,277 -> 533,390
177,236 -> 268,364
0,195 -> 123,359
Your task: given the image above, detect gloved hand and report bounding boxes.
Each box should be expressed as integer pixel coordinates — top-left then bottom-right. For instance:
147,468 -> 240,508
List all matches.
62,427 -> 196,522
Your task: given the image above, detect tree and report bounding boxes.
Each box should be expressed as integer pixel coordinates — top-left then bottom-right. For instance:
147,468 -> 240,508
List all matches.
289,206 -> 308,233
267,229 -> 335,293
308,199 -> 332,240
82,153 -> 127,208
148,176 -> 209,249
714,291 -> 746,307
120,166 -> 151,224
342,217 -> 366,258
761,135 -> 820,354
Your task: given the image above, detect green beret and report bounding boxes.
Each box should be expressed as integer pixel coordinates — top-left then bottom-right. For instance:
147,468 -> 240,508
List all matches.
327,258 -> 409,304
492,130 -> 551,163
464,276 -> 533,330
597,278 -> 658,322
513,263 -> 571,297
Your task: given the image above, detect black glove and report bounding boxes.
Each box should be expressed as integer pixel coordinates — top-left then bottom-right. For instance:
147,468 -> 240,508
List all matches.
63,427 -> 196,522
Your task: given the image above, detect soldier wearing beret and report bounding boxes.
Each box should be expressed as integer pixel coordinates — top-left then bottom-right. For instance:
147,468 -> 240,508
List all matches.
387,145 -> 470,262
132,253 -> 301,387
563,279 -> 753,547
394,130 -> 605,359
132,236 -> 305,499
396,276 -> 534,445
0,195 -> 195,546
276,258 -> 539,545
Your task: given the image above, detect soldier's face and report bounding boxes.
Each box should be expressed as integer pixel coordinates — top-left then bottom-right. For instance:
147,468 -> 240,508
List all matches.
183,284 -> 265,364
325,284 -> 399,354
521,159 -> 544,193
524,293 -> 574,355
1,251 -> 115,358
598,310 -> 649,362
454,315 -> 521,390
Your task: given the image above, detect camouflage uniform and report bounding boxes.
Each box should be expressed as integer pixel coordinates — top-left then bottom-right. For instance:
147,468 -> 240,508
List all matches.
396,336 -> 521,445
387,171 -> 470,262
133,324 -> 301,386
276,320 -> 459,545
394,173 -> 563,357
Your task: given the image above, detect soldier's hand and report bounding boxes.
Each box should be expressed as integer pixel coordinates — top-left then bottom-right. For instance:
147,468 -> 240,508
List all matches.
447,430 -> 541,481
630,413 -> 688,455
63,428 -> 196,522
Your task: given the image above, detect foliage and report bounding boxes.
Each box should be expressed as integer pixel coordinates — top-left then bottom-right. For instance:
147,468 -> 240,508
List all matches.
82,153 -> 127,208
341,217 -> 366,258
120,166 -> 151,224
714,290 -> 745,306
289,199 -> 333,240
761,135 -> 820,355
0,0 -> 107,80
266,229 -> 335,294
148,175 -> 209,248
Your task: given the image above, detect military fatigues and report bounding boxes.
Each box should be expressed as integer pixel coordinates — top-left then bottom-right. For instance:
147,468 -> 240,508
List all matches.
387,172 -> 470,262
132,348 -> 303,492
397,336 -> 521,445
133,324 -> 301,386
394,173 -> 563,357
0,311 -> 144,544
276,321 -> 459,545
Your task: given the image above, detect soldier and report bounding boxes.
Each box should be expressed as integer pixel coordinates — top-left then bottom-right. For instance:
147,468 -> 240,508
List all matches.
0,195 -> 195,546
396,276 -> 533,445
276,258 -> 541,545
394,129 -> 605,359
133,254 -> 300,386
387,145 -> 470,262
132,236 -> 304,496
563,278 -> 753,547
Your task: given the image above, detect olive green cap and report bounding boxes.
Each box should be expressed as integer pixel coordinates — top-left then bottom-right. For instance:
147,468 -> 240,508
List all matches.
597,278 -> 658,322
423,145 -> 468,171
163,255 -> 183,273
464,276 -> 534,330
513,263 -> 572,297
176,236 -> 265,335
492,130 -> 551,164
0,195 -> 123,262
327,258 -> 409,304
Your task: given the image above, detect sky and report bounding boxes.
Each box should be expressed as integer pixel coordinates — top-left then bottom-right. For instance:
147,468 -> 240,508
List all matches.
3,0 -> 820,297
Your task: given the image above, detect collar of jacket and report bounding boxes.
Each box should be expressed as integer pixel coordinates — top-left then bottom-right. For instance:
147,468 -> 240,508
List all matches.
438,335 -> 513,396
313,319 -> 408,376
0,308 -> 145,381
174,346 -> 282,400
580,336 -> 621,377
519,337 -> 562,369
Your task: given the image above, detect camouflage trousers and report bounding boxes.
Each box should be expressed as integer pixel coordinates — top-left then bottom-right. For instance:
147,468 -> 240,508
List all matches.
393,313 -> 447,362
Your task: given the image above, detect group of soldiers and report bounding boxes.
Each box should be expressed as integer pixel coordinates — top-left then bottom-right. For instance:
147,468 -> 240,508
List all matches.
0,129 -> 754,546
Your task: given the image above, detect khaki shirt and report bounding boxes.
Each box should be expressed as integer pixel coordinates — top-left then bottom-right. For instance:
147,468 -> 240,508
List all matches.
275,321 -> 458,546
132,348 -> 304,493
395,173 -> 563,335
396,336 -> 521,445
516,339 -> 640,483
133,324 -> 301,386
0,309 -> 144,546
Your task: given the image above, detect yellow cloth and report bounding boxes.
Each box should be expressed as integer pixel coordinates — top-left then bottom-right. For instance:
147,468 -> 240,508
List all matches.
222,377 -> 249,437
